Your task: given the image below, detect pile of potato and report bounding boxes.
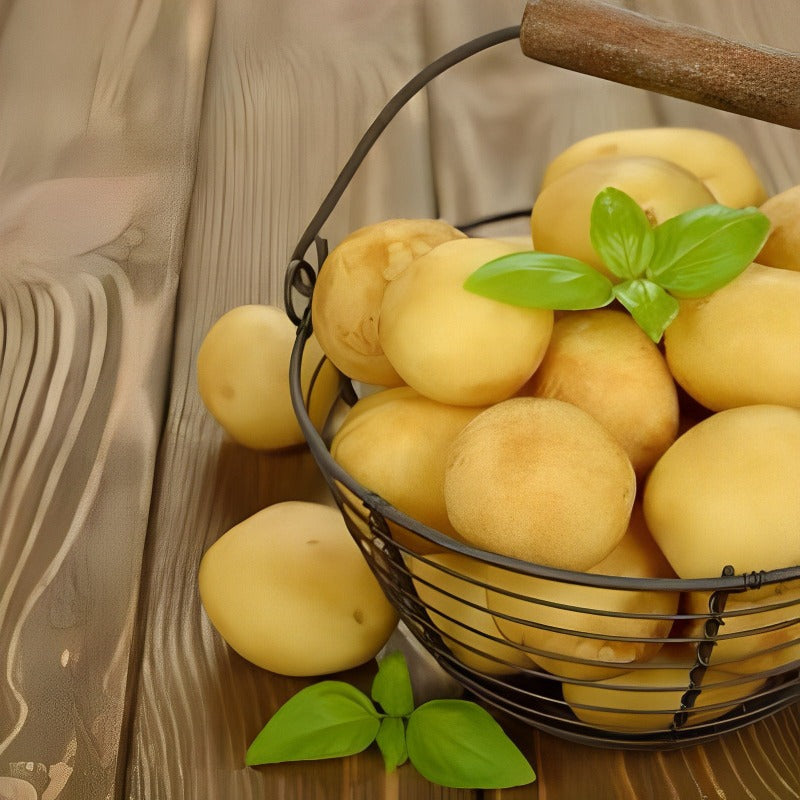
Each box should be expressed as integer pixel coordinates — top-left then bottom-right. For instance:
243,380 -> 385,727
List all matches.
309,128 -> 800,732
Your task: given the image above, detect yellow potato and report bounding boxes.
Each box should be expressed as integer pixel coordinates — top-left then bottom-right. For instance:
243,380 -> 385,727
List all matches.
378,238 -> 554,406
198,501 -> 398,676
410,552 -> 533,675
540,127 -> 767,209
520,309 -> 679,477
485,504 -> 678,681
643,404 -> 800,579
311,218 -> 466,386
444,397 -> 636,570
531,156 -> 716,278
680,581 -> 800,675
756,184 -> 800,271
562,643 -> 766,733
330,387 -> 484,553
197,304 -> 340,450
664,264 -> 800,411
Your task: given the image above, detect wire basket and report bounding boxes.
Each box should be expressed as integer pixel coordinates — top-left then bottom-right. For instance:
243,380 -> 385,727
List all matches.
284,24 -> 800,750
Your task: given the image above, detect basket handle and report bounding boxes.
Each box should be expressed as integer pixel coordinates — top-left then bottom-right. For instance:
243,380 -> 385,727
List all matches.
520,0 -> 800,129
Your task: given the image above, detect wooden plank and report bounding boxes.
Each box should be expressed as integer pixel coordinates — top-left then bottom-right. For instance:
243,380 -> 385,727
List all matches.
0,2 -> 214,799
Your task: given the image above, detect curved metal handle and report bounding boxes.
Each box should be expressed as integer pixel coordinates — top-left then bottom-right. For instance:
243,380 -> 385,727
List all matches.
520,0 -> 800,128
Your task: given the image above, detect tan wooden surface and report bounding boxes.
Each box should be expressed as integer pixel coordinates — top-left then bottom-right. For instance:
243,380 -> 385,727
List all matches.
1,1 -> 799,799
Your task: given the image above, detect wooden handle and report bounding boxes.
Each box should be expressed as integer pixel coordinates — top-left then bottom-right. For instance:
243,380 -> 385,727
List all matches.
520,0 -> 800,129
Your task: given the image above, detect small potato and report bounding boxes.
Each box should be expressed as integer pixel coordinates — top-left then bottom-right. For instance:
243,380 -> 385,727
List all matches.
664,264 -> 800,411
485,504 -> 678,681
330,387 -> 484,552
562,643 -> 765,733
520,309 -> 679,477
197,304 -> 340,450
756,184 -> 800,271
410,552 -> 533,675
444,397 -> 636,570
531,156 -> 715,278
198,501 -> 398,676
311,218 -> 466,386
379,238 -> 554,406
643,405 -> 800,579
540,127 -> 767,209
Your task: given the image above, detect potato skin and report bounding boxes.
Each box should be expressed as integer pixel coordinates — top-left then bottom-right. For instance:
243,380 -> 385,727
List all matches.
444,397 -> 636,570
311,218 -> 466,386
197,304 -> 340,450
756,184 -> 800,271
540,127 -> 767,209
198,501 -> 398,676
531,156 -> 715,278
379,238 -> 553,406
663,264 -> 800,411
521,309 -> 679,477
643,404 -> 800,579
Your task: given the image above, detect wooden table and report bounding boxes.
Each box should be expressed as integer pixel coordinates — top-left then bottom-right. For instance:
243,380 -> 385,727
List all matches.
1,1 -> 799,798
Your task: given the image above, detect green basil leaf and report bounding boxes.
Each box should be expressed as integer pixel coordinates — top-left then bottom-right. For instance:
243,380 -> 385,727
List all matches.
589,187 -> 654,279
647,205 -> 770,297
613,279 -> 680,343
371,650 -> 414,717
376,716 -> 408,771
406,700 -> 535,789
464,251 -> 614,310
245,681 -> 380,766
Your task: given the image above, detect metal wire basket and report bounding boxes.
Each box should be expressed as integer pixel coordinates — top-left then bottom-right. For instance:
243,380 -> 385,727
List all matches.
285,20 -> 800,750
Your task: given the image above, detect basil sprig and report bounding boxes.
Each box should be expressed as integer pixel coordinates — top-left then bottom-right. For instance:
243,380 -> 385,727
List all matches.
464,187 -> 770,342
246,650 -> 535,789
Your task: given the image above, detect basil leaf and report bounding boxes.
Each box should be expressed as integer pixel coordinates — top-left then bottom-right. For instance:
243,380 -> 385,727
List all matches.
647,205 -> 770,297
376,716 -> 408,771
406,700 -> 535,789
589,187 -> 654,279
612,279 -> 680,343
372,650 -> 414,717
464,251 -> 614,310
245,681 -> 380,765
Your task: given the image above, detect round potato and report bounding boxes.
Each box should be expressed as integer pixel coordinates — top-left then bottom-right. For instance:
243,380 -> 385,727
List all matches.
378,238 -> 554,406
540,127 -> 767,209
444,397 -> 636,570
643,404 -> 800,579
198,501 -> 398,676
562,643 -> 765,733
330,387 -> 484,552
197,304 -> 340,450
311,218 -> 466,386
756,184 -> 800,271
664,264 -> 800,411
485,504 -> 678,681
520,309 -> 679,476
531,156 -> 715,278
410,552 -> 533,675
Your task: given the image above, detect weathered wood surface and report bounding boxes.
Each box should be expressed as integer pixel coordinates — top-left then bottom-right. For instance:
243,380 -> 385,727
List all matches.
1,1 -> 799,799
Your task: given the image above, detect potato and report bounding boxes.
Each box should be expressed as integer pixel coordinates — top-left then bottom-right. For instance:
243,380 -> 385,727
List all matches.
643,404 -> 800,579
531,156 -> 715,278
520,309 -> 679,476
540,127 -> 767,209
330,387 -> 484,553
311,218 -> 466,386
680,581 -> 800,675
485,504 -> 678,680
197,304 -> 340,450
378,238 -> 554,406
444,397 -> 636,570
756,184 -> 800,271
410,552 -> 533,675
198,501 -> 398,676
663,264 -> 800,411
562,643 -> 766,733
